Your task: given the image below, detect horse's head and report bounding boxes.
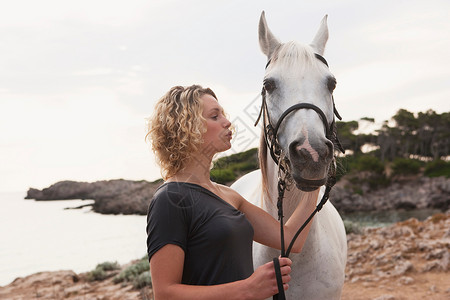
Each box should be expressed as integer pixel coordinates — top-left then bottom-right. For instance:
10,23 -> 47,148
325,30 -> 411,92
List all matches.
258,11 -> 340,192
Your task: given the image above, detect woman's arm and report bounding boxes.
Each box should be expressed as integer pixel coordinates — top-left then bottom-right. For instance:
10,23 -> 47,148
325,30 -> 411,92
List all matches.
236,188 -> 319,253
150,244 -> 292,300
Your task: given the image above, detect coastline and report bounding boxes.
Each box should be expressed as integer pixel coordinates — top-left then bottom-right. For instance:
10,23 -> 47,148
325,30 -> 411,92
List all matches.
25,176 -> 450,215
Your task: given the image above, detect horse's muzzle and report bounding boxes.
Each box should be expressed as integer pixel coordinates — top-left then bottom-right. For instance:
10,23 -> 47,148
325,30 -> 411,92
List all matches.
293,176 -> 326,191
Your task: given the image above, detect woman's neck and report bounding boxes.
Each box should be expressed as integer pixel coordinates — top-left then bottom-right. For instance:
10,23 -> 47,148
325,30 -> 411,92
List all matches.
167,154 -> 213,186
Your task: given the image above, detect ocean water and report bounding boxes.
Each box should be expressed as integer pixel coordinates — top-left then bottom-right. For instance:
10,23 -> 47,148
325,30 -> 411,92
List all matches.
342,208 -> 441,228
0,192 -> 147,286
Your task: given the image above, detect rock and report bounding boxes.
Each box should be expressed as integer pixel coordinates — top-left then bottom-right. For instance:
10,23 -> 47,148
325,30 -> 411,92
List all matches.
332,176 -> 450,213
25,175 -> 450,216
369,239 -> 381,250
373,295 -> 395,300
346,212 -> 449,285
394,201 -> 416,210
429,285 -> 438,293
25,179 -> 163,215
394,261 -> 413,275
0,267 -> 150,300
425,249 -> 446,260
398,276 -> 414,285
422,254 -> 449,272
24,188 -> 44,199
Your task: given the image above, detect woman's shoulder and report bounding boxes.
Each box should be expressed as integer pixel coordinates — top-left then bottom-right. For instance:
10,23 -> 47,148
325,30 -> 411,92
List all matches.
154,181 -> 194,195
215,183 -> 245,209
151,182 -> 197,208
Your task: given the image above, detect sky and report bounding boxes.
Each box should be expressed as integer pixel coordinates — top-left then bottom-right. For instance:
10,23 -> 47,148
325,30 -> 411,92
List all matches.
1,0 -> 449,193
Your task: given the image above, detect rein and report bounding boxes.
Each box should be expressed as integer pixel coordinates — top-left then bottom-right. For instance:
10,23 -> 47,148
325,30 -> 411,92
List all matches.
255,53 -> 344,300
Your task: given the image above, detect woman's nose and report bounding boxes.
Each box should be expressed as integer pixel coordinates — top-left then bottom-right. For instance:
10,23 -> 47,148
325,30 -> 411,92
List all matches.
224,118 -> 231,128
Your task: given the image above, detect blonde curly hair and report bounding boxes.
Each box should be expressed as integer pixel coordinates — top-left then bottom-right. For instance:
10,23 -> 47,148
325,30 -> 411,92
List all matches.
146,85 -> 218,180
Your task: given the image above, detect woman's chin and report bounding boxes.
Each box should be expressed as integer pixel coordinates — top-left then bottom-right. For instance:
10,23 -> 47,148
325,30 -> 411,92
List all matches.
221,144 -> 232,152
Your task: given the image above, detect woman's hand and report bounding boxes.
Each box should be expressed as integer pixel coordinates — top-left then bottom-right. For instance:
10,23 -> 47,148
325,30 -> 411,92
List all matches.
151,245 -> 291,300
244,257 -> 292,299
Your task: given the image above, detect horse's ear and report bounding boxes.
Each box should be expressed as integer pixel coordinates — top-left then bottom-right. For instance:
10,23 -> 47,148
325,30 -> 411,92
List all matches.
310,15 -> 329,56
258,11 -> 281,58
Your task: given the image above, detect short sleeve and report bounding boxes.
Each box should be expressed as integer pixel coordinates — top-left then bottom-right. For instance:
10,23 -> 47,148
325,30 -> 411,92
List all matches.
146,186 -> 191,260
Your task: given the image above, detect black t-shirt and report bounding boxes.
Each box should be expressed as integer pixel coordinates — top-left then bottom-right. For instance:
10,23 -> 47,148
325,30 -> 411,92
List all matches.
146,182 -> 254,285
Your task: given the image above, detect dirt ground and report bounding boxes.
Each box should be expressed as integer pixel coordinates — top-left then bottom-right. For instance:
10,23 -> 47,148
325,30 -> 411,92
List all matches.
341,213 -> 449,300
342,272 -> 450,300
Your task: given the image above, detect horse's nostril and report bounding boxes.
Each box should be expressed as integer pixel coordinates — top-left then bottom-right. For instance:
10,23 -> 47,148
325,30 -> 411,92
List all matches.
325,140 -> 334,156
325,141 -> 334,153
290,141 -> 318,162
296,147 -> 311,160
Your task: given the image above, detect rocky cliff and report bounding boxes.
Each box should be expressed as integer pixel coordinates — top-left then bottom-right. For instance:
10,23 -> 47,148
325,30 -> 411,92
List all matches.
25,176 -> 449,215
26,179 -> 163,215
331,176 -> 450,213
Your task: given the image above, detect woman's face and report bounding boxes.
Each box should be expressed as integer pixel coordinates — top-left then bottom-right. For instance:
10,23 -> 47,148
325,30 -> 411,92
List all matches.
200,94 -> 232,156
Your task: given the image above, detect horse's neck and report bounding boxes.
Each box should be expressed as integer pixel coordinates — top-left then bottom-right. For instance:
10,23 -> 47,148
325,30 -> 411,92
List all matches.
264,153 -> 311,219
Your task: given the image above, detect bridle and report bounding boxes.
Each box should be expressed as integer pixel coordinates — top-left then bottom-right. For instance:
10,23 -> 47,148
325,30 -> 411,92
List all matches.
255,53 -> 345,300
255,53 -> 344,170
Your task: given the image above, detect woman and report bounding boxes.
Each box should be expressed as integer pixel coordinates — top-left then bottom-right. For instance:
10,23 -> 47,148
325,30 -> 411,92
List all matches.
146,85 -> 318,299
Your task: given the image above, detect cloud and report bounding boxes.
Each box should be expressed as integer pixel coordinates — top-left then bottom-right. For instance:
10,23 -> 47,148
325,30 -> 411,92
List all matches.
1,0 -> 449,192
0,0 -> 157,27
72,68 -> 115,76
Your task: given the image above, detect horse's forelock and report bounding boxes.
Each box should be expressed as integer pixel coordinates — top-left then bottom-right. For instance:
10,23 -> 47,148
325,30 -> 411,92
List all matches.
270,42 -> 317,72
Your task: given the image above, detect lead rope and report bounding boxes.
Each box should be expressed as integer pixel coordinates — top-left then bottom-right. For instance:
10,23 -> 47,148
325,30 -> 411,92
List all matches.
273,156 -> 288,300
272,159 -> 337,300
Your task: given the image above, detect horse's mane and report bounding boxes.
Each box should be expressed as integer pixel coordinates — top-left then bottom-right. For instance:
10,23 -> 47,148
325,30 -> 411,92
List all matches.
259,127 -> 268,200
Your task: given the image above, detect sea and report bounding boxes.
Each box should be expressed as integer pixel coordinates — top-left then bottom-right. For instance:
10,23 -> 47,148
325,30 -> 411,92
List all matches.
0,192 -> 147,286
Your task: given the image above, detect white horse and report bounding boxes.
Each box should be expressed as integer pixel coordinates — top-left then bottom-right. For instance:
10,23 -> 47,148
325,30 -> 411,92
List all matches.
231,12 -> 347,299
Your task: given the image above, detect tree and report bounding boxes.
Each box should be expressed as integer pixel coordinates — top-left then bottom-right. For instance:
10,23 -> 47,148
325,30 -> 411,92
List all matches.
336,120 -> 376,155
376,109 -> 449,161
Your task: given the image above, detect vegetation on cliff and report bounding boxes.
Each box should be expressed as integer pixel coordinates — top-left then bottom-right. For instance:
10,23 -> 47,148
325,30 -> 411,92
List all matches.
210,148 -> 258,184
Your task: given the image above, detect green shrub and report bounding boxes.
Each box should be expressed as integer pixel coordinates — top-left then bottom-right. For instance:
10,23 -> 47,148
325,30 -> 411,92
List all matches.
391,158 -> 422,175
343,220 -> 363,234
338,154 -> 384,174
367,175 -> 391,189
87,268 -> 107,282
96,261 -> 120,271
86,261 -> 120,282
355,155 -> 384,173
335,156 -> 353,181
339,154 -> 390,192
133,271 -> 152,289
424,160 -> 450,178
210,148 -> 259,184
210,168 -> 236,184
114,258 -> 150,284
218,148 -> 258,165
230,161 -> 258,172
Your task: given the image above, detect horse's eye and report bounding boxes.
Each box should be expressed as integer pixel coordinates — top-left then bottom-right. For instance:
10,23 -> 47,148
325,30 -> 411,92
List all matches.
263,79 -> 276,93
327,77 -> 337,93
